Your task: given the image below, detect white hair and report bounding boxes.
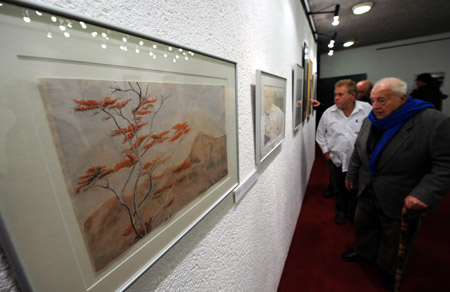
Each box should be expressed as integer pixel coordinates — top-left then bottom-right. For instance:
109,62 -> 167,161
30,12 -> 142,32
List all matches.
374,77 -> 407,95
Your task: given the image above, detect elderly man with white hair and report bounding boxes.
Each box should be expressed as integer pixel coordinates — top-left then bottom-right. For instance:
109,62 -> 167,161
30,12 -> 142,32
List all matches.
342,77 -> 450,291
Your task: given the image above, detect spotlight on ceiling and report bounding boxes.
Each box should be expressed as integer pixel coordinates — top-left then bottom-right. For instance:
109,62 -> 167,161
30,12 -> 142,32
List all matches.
332,4 -> 340,26
352,2 -> 373,15
343,40 -> 355,47
309,4 -> 340,26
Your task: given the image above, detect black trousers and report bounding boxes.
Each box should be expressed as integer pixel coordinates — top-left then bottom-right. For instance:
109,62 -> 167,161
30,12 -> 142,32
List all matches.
327,161 -> 356,217
354,189 -> 422,275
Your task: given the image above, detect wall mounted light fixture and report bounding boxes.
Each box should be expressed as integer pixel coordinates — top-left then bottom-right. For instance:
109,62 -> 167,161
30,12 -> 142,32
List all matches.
315,31 -> 337,56
308,4 -> 340,26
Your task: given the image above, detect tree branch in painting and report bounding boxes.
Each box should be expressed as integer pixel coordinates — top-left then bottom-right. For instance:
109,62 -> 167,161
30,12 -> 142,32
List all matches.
73,82 -> 191,240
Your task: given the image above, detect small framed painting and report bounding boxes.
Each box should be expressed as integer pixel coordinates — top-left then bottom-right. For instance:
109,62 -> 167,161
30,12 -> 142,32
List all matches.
310,72 -> 318,116
302,42 -> 309,122
306,59 -> 313,118
292,63 -> 304,132
255,70 -> 287,164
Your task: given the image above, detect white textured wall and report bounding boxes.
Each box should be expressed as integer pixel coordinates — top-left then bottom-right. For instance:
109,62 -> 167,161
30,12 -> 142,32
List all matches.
0,0 -> 317,291
320,32 -> 450,116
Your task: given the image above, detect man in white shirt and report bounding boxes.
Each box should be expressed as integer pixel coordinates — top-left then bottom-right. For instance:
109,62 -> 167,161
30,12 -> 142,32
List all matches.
316,79 -> 372,225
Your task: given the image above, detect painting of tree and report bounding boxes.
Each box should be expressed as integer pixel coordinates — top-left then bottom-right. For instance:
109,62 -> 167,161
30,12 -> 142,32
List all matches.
73,82 -> 192,239
40,79 -> 228,272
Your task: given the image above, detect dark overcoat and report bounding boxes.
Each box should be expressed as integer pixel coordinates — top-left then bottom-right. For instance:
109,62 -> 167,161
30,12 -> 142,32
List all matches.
346,108 -> 450,219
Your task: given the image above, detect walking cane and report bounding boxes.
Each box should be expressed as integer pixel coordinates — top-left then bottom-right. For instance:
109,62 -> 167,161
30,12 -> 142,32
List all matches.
395,205 -> 408,292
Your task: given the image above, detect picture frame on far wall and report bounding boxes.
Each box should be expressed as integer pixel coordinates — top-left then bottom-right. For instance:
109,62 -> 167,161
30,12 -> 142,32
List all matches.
255,70 -> 287,164
306,59 -> 313,118
310,72 -> 318,115
292,63 -> 304,132
302,42 -> 309,68
0,1 -> 238,292
302,42 -> 309,122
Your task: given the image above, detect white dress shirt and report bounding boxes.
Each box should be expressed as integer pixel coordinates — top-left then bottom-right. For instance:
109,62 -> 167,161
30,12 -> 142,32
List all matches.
316,101 -> 372,172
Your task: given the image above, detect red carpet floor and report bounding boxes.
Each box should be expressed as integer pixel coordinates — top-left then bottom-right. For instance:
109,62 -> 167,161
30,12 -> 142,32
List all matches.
277,145 -> 450,292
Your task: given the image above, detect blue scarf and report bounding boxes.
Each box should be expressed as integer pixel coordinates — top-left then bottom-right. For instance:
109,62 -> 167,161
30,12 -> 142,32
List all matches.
368,96 -> 434,174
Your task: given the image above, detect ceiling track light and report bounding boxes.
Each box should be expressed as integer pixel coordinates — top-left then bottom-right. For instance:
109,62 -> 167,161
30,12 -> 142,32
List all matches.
352,2 -> 373,15
315,31 -> 338,55
308,4 -> 340,26
332,4 -> 340,26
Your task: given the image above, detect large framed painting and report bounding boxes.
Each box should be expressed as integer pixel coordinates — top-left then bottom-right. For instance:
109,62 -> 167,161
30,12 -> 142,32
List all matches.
255,70 -> 287,164
301,42 -> 309,122
0,1 -> 238,292
292,63 -> 303,132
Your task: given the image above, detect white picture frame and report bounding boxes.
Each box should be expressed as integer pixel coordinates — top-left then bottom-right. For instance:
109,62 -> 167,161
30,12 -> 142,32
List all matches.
255,70 -> 287,164
292,64 -> 304,132
0,1 -> 239,291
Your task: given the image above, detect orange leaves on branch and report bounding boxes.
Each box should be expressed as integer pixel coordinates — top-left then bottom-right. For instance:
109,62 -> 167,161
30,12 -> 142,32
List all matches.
140,162 -> 154,177
101,96 -> 118,107
132,97 -> 157,115
143,141 -> 157,149
100,168 -> 114,178
141,155 -> 171,176
76,166 -> 113,193
111,122 -> 148,137
172,121 -> 190,133
111,129 -> 122,136
151,130 -> 170,141
136,110 -> 151,115
132,122 -> 148,132
135,110 -> 152,115
110,122 -> 149,144
108,99 -> 129,110
170,122 -> 190,142
73,99 -> 100,111
142,161 -> 154,170
113,153 -> 137,172
73,96 -> 118,111
169,131 -> 183,142
124,132 -> 134,144
141,97 -> 157,110
133,134 -> 149,149
143,130 -> 170,149
172,159 -> 192,173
